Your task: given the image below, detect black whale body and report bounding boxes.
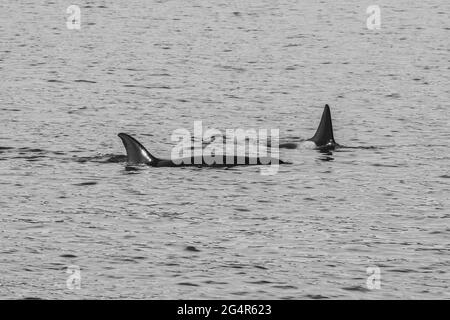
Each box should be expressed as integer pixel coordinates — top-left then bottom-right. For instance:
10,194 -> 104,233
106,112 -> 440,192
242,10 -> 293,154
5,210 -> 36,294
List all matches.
118,133 -> 286,167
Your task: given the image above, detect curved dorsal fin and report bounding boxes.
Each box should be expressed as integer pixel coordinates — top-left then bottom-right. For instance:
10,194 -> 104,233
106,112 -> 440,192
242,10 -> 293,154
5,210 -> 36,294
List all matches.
308,104 -> 335,146
118,133 -> 158,164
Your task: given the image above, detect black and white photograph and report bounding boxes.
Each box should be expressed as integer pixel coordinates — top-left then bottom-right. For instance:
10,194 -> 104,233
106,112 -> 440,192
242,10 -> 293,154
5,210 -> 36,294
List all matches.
0,0 -> 449,304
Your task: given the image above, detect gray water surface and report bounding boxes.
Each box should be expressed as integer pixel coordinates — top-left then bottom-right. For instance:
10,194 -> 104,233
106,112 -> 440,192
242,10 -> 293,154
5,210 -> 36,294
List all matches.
0,0 -> 449,299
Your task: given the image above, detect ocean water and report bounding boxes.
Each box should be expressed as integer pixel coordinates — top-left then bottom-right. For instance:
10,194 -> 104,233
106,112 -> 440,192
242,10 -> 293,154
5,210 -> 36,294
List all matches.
0,0 -> 449,299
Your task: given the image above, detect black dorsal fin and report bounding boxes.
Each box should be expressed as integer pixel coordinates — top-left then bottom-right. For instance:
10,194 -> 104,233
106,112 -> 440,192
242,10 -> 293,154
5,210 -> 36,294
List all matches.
308,104 -> 336,147
118,133 -> 159,164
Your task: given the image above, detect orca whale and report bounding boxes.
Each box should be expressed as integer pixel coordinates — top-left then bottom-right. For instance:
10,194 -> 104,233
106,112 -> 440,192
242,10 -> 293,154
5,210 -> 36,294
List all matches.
118,133 -> 286,167
307,104 -> 337,149
278,104 -> 338,151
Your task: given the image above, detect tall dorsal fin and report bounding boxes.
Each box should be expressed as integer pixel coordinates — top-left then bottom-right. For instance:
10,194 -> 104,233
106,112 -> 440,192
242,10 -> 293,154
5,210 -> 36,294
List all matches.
118,133 -> 158,164
308,104 -> 336,146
